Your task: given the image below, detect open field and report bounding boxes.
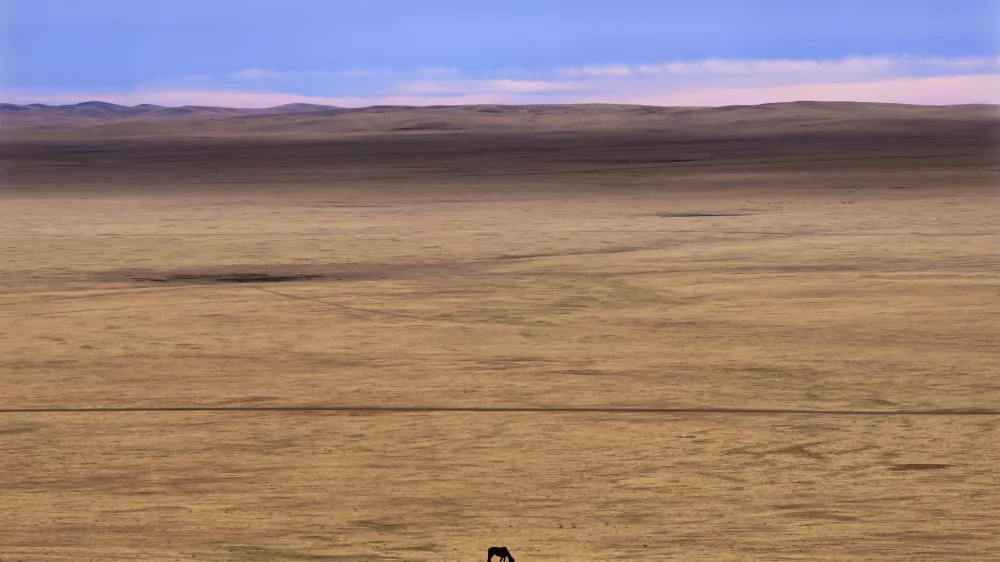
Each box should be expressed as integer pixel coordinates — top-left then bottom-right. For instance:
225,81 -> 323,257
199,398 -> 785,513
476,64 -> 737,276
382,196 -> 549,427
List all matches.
1,103 -> 999,560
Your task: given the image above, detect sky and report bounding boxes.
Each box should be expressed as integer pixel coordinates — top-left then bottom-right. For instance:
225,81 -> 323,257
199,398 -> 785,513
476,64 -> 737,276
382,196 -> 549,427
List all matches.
2,0 -> 998,107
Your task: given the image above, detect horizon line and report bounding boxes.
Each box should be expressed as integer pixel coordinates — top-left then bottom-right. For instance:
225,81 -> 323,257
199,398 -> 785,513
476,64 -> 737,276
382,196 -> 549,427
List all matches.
5,99 -> 998,111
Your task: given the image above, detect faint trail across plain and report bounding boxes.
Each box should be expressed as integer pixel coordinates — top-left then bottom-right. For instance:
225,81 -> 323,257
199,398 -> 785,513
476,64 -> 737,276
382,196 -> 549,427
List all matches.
1,406 -> 997,415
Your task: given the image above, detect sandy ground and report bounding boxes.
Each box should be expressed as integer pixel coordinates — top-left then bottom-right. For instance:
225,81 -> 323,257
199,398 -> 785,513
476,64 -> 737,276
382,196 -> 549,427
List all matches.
1,113 -> 998,560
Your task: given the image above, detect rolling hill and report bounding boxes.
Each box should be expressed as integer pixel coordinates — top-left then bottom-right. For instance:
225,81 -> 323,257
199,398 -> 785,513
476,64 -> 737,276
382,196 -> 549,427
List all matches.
3,100 -> 996,141
0,101 -> 341,132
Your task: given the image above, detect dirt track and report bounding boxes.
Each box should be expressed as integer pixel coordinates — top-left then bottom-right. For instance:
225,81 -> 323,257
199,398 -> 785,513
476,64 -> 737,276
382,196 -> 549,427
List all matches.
2,406 -> 998,415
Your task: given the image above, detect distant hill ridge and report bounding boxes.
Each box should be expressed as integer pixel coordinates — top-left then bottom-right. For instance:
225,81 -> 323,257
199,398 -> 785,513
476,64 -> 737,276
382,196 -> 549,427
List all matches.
2,100 -> 996,138
0,100 -> 347,129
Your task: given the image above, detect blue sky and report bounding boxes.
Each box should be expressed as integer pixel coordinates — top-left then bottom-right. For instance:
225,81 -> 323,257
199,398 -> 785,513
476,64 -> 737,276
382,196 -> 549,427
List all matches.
2,0 -> 998,106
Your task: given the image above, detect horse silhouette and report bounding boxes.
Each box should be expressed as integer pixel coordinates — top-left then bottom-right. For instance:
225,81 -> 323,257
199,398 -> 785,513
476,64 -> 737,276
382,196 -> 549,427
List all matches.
487,546 -> 514,562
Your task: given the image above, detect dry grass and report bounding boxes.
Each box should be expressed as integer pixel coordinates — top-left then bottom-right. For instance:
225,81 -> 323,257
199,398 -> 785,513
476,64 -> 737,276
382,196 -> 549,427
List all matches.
1,108 -> 998,560
3,413 -> 997,561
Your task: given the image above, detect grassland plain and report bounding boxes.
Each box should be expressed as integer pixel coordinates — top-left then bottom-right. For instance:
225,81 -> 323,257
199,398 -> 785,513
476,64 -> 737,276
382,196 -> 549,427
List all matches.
1,103 -> 998,560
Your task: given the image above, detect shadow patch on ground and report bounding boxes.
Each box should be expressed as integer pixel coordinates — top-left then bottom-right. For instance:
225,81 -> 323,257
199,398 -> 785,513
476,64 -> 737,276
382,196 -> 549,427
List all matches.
888,463 -> 951,471
132,272 -> 325,284
654,212 -> 746,217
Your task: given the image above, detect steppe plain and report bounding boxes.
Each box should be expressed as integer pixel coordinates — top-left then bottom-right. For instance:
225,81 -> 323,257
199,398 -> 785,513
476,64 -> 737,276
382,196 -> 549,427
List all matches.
1,102 -> 998,561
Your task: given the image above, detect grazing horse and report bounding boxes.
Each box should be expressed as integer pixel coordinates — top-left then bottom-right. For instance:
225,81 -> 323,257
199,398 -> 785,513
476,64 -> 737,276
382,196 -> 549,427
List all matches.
487,546 -> 514,562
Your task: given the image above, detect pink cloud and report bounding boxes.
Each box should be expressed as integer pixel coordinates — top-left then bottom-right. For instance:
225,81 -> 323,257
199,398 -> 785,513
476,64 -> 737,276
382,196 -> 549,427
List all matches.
638,74 -> 1000,106
392,73 -> 1000,106
479,79 -> 590,93
398,78 -> 589,96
